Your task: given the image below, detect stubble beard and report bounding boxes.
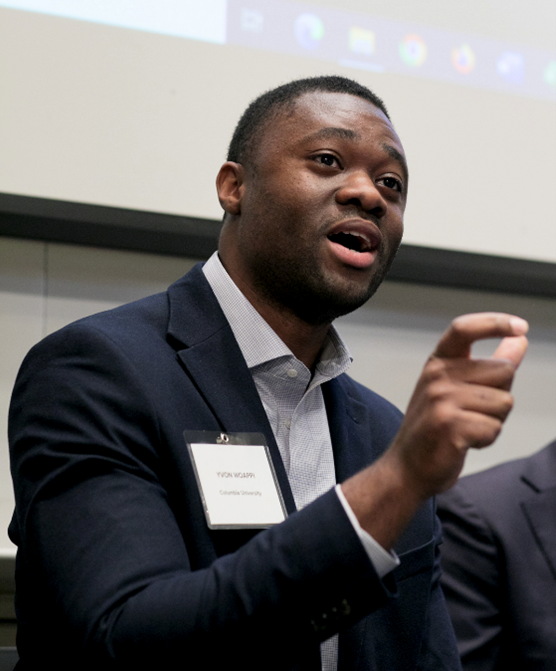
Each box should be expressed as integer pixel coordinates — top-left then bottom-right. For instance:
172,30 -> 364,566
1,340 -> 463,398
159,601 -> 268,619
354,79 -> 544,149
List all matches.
250,242 -> 400,326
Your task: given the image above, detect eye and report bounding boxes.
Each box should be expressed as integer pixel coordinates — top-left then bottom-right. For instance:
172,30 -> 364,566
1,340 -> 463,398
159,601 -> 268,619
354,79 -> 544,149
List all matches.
313,153 -> 341,169
380,176 -> 403,193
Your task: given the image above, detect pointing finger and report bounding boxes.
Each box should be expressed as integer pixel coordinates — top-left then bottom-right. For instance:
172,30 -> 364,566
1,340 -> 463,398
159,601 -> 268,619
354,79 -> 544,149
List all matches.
433,313 -> 529,359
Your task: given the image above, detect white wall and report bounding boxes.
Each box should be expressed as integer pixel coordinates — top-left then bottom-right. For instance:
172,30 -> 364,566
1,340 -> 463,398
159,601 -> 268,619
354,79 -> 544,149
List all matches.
336,277 -> 556,473
2,235 -> 555,552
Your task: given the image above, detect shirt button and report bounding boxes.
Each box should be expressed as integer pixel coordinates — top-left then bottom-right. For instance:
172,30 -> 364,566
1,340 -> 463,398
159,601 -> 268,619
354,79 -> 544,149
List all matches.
284,419 -> 291,429
287,368 -> 298,378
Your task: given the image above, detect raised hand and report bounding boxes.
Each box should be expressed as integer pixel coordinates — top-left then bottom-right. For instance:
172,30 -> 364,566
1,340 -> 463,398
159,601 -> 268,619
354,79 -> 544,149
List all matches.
390,312 -> 528,499
342,313 -> 528,549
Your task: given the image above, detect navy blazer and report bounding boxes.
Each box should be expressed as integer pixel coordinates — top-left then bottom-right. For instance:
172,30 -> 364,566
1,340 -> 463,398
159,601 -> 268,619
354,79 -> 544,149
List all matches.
438,441 -> 556,670
9,264 -> 459,670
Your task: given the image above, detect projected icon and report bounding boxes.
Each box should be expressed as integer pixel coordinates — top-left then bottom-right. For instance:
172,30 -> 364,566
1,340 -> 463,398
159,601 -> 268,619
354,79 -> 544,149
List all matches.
349,27 -> 375,57
544,61 -> 556,88
496,51 -> 524,84
294,13 -> 324,50
241,9 -> 264,34
399,34 -> 427,67
451,44 -> 475,74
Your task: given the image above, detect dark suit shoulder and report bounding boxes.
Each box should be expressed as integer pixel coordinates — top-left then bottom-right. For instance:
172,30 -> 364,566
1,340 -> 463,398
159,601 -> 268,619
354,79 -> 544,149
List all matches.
439,439 -> 556,523
51,289 -> 169,345
438,443 -> 556,669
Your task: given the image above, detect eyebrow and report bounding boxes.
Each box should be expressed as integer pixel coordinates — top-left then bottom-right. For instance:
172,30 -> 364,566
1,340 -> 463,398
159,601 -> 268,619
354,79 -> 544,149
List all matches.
303,127 -> 360,143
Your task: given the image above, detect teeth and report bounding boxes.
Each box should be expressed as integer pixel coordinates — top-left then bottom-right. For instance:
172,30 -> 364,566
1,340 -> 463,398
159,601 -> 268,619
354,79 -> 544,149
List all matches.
344,230 -> 372,251
346,231 -> 371,244
328,229 -> 374,253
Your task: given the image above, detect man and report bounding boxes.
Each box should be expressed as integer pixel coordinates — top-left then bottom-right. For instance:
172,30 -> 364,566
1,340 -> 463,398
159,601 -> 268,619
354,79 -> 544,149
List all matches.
438,439 -> 556,670
8,76 -> 529,670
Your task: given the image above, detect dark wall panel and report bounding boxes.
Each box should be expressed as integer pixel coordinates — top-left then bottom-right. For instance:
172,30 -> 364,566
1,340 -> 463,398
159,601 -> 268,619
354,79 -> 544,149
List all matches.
1,192 -> 555,297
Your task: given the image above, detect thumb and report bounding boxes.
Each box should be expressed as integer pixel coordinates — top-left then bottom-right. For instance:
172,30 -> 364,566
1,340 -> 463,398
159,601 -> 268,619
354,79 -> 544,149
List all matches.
492,334 -> 528,368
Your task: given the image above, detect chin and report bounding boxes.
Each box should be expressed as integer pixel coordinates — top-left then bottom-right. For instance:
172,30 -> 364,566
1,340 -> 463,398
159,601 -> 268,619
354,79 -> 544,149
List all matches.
291,280 -> 381,325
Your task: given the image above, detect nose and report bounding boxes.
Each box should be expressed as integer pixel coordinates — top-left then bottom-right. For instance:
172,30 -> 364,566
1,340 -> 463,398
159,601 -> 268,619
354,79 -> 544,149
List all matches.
335,171 -> 387,218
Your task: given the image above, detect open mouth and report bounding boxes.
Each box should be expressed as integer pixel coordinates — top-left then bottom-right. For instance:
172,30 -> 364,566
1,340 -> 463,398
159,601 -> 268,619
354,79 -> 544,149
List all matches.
327,231 -> 373,254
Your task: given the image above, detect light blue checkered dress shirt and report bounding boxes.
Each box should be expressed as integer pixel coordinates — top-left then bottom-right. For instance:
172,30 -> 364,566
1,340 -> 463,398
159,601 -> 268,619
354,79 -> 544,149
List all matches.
203,252 -> 397,670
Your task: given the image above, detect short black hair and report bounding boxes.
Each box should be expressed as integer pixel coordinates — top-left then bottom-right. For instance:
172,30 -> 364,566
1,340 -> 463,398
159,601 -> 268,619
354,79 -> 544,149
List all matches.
227,75 -> 389,168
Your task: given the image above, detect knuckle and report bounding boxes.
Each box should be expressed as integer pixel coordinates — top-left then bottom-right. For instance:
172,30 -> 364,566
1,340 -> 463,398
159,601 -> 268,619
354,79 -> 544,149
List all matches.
491,421 -> 503,441
492,313 -> 509,330
453,432 -> 472,451
424,380 -> 452,407
501,393 -> 514,416
472,419 -> 502,448
431,403 -> 458,431
487,417 -> 503,440
450,316 -> 467,336
498,360 -> 515,375
490,360 -> 515,386
424,356 -> 448,381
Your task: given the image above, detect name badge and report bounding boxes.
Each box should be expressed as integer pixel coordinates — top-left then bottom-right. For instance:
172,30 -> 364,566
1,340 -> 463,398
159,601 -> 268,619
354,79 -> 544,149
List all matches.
184,431 -> 287,529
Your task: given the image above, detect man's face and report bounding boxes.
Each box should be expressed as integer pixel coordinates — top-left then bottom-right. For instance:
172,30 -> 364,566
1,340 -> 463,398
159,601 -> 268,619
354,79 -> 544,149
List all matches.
221,90 -> 408,325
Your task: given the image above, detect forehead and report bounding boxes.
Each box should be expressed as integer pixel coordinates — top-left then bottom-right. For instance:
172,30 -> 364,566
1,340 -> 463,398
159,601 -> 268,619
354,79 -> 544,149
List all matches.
258,90 -> 405,158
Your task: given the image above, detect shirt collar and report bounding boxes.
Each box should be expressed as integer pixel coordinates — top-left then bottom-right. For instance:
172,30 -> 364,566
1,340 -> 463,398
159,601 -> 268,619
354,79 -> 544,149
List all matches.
202,252 -> 352,378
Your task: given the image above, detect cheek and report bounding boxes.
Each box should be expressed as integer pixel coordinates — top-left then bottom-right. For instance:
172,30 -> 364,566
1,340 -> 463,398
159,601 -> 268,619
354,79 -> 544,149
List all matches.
381,215 -> 404,251
285,184 -> 332,226
390,206 -> 405,233
241,176 -> 330,245
270,193 -> 315,234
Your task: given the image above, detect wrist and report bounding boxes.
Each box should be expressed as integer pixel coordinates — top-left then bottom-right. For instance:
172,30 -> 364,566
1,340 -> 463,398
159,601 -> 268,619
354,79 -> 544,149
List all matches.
341,452 -> 428,551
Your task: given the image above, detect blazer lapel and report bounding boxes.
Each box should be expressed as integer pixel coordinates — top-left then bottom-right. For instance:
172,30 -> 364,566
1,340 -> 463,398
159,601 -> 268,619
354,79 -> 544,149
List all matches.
166,264 -> 297,515
324,376 -> 381,483
324,377 -> 380,671
520,441 -> 556,582
521,489 -> 556,581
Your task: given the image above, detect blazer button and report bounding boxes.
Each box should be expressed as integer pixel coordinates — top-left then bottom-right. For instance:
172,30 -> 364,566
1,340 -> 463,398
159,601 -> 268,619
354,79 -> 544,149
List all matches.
310,599 -> 351,634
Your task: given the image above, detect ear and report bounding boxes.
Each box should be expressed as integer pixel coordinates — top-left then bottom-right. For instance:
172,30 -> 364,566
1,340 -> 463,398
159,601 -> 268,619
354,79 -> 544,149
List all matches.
216,162 -> 245,216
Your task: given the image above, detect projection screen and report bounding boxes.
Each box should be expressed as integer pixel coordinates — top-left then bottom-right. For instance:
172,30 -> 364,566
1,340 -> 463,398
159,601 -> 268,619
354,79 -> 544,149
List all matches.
0,0 -> 555,278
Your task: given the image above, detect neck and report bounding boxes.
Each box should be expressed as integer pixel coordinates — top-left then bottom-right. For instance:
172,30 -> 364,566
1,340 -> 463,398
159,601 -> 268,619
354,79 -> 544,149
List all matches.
222,259 -> 331,370
252,296 -> 331,370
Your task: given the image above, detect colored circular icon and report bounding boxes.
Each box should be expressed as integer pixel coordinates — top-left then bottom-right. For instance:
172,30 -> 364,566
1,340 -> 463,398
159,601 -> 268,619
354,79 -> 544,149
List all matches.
451,44 -> 475,74
294,13 -> 324,50
399,34 -> 427,67
544,61 -> 556,88
496,51 -> 525,84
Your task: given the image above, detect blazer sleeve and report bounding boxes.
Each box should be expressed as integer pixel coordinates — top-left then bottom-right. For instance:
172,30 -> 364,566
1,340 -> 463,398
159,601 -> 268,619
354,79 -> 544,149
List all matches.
436,486 -> 502,671
9,322 -> 395,670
